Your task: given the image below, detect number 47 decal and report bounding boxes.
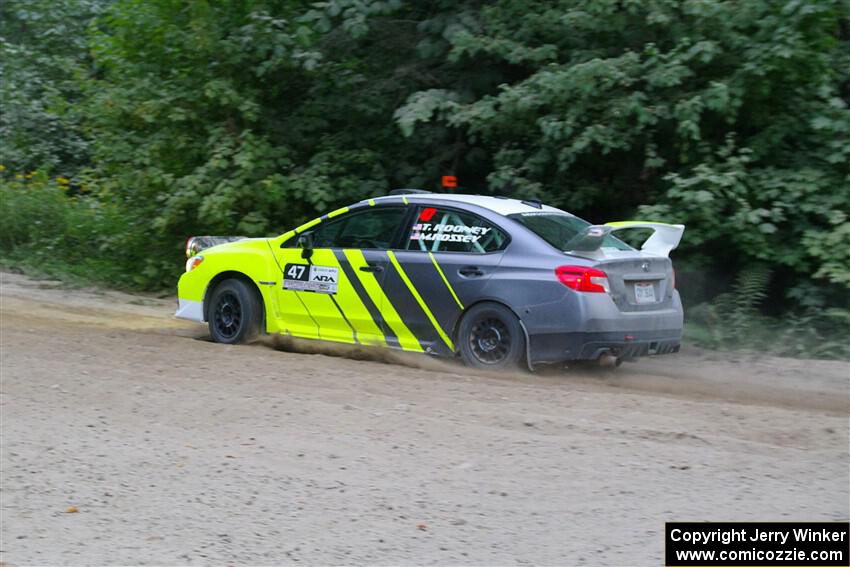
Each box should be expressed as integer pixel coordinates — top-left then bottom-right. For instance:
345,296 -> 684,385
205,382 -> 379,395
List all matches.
286,264 -> 306,279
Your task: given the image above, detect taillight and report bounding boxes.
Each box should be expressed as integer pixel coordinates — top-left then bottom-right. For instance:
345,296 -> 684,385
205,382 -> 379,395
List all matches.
555,265 -> 610,293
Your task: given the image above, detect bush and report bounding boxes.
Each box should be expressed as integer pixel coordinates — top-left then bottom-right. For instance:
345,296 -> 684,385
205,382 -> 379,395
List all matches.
684,266 -> 850,359
0,169 -> 164,288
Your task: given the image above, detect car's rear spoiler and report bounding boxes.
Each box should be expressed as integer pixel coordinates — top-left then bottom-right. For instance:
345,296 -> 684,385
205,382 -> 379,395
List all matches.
565,221 -> 685,258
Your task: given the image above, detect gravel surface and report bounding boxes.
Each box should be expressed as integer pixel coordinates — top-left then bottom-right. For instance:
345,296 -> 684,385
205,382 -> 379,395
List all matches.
1,271 -> 847,566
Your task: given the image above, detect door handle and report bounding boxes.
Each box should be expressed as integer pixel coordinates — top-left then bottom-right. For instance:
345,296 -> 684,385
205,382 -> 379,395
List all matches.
359,264 -> 384,273
459,266 -> 484,277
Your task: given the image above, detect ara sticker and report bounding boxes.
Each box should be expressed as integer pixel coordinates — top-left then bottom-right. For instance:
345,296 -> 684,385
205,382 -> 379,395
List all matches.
283,263 -> 339,294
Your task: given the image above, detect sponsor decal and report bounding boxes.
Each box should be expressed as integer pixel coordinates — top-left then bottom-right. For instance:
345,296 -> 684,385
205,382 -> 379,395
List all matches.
419,207 -> 437,221
283,263 -> 339,294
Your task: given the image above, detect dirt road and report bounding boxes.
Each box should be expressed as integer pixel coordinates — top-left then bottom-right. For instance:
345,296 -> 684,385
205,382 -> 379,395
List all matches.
1,271 -> 847,566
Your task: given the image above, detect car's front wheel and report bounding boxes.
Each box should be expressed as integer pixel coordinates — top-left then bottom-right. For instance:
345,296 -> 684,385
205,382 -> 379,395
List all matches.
208,279 -> 261,344
457,302 -> 526,370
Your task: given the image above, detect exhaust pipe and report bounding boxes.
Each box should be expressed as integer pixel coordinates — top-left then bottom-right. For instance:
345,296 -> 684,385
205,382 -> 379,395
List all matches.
598,352 -> 620,367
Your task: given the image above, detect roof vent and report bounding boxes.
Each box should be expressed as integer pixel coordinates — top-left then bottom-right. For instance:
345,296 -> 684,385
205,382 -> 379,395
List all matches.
521,198 -> 543,209
389,188 -> 431,195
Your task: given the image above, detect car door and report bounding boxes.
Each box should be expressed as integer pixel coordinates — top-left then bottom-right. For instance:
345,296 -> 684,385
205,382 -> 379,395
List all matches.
273,206 -> 408,347
381,204 -> 510,356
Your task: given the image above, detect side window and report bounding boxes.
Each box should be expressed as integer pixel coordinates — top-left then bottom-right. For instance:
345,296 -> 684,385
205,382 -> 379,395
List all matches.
406,207 -> 507,253
312,207 -> 406,249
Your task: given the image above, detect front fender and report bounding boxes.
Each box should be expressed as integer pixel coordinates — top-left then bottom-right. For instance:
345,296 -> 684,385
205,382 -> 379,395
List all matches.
176,239 -> 280,330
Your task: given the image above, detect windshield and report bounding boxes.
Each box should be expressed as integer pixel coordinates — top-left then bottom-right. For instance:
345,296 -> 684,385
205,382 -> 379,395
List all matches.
509,212 -> 633,251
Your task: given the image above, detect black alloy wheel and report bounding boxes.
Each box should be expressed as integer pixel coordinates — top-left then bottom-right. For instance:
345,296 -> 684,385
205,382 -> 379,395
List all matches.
469,316 -> 512,364
207,278 -> 261,344
457,302 -> 525,370
213,290 -> 242,340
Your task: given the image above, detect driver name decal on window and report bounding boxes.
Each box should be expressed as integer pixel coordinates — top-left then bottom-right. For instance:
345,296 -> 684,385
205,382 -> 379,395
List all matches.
282,263 -> 339,294
406,207 -> 507,253
409,223 -> 492,244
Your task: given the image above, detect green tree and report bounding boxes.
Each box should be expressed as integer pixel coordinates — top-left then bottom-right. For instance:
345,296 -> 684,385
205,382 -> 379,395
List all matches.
395,0 -> 850,303
3,0 -> 848,312
0,0 -> 106,174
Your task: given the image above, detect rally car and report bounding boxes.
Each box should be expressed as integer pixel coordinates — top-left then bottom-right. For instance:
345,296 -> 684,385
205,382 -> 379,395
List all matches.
176,190 -> 684,369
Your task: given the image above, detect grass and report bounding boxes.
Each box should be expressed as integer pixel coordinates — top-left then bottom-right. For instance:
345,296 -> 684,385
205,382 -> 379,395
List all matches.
0,172 -> 176,290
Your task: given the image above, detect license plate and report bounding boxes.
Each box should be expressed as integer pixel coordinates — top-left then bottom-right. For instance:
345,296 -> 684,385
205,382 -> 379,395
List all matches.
634,282 -> 656,304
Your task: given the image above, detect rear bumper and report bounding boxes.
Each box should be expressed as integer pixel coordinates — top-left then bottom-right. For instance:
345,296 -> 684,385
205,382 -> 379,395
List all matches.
519,287 -> 684,364
529,329 -> 682,364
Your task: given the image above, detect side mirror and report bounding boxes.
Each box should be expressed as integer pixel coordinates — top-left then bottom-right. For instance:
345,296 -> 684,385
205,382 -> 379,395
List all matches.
297,231 -> 314,259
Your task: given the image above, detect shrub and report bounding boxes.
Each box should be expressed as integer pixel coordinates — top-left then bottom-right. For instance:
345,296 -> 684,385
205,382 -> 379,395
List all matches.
0,169 -> 158,288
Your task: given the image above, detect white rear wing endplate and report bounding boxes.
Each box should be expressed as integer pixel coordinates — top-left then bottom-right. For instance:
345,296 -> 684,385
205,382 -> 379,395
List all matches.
604,221 -> 685,257
564,221 -> 685,258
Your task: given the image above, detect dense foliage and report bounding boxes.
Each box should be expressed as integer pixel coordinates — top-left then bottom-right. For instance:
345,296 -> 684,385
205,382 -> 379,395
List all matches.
1,0 -> 848,354
0,173 -> 142,286
0,0 -> 104,174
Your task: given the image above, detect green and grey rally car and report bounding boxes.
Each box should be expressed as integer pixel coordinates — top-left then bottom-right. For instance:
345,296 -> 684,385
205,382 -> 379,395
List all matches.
176,190 -> 684,370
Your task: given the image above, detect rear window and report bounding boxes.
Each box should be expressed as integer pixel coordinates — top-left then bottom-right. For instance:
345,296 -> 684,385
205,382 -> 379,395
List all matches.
509,212 -> 632,251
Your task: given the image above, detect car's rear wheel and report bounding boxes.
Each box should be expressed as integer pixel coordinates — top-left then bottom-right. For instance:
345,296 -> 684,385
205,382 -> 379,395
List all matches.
208,279 -> 261,344
457,303 -> 525,370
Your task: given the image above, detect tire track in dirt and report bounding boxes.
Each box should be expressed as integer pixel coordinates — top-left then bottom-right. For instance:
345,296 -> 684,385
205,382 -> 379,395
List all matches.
2,271 -> 847,565
2,271 -> 847,415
